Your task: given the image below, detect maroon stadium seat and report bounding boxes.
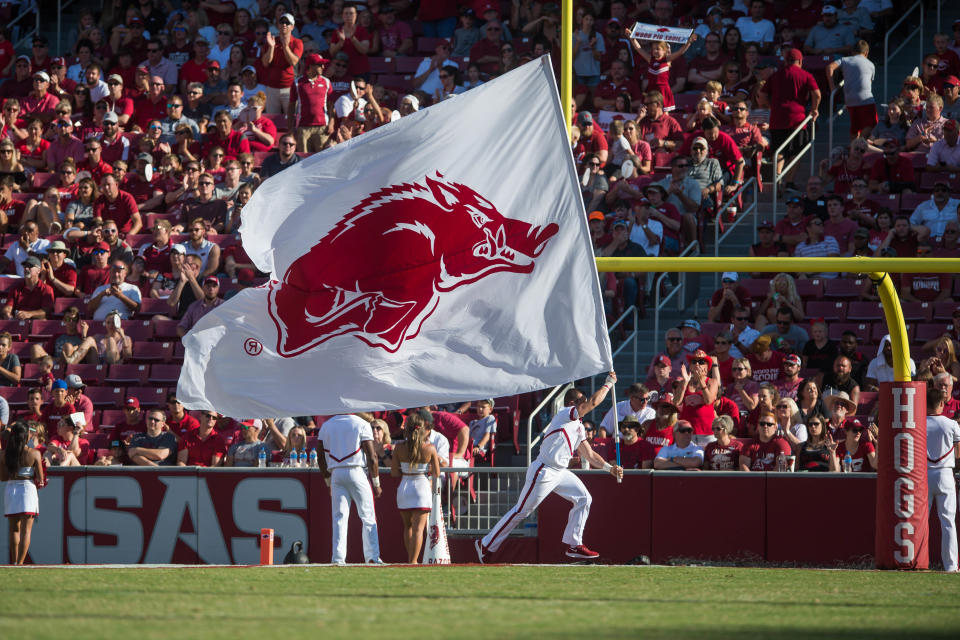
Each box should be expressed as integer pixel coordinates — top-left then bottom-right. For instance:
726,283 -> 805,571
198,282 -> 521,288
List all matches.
899,301 -> 933,323
30,172 -> 58,191
54,298 -> 85,317
104,364 -> 150,385
0,279 -> 21,294
8,341 -> 31,359
822,278 -> 864,300
83,386 -> 125,407
148,363 -> 181,385
899,192 -> 930,213
915,323 -> 952,342
805,300 -> 846,322
29,319 -> 66,340
794,279 -> 823,301
131,341 -> 174,362
933,301 -> 958,320
20,363 -> 46,385
826,322 -> 861,341
152,319 -> 180,340
99,409 -> 125,429
395,57 -> 421,74
125,386 -> 167,407
138,298 -> 171,316
739,278 -> 771,299
0,319 -> 28,341
367,57 -> 396,74
0,387 -> 29,407
65,363 -> 107,385
120,320 -> 155,342
846,301 -> 883,322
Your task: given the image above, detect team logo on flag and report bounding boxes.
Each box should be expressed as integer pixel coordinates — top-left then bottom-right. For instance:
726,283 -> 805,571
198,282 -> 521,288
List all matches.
267,172 -> 559,356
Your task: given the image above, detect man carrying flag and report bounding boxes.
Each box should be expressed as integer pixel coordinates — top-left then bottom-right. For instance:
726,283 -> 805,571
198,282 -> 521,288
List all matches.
475,373 -> 624,562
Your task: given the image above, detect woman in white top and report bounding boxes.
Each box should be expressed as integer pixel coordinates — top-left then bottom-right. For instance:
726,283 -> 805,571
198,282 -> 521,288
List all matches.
390,411 -> 441,564
1,421 -> 45,564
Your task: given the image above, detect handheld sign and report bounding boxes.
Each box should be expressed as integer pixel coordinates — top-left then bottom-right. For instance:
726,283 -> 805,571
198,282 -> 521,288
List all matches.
629,22 -> 693,44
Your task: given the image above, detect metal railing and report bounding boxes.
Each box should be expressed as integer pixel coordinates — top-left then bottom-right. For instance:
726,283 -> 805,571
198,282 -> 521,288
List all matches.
525,383 -> 572,466
883,1 -> 924,101
771,114 -> 816,222
56,0 -> 80,56
441,467 -> 537,536
712,177 -> 760,289
11,0 -> 40,50
652,240 -> 700,355
827,79 -> 845,154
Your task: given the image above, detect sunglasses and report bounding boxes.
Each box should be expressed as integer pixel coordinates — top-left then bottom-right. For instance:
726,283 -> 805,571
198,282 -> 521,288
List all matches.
667,337 -> 682,342
676,427 -> 693,434
731,367 -> 745,371
758,421 -> 776,427
715,340 -> 729,345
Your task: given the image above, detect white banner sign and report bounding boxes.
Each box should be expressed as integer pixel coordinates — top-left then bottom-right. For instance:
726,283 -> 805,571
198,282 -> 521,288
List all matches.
629,22 -> 693,44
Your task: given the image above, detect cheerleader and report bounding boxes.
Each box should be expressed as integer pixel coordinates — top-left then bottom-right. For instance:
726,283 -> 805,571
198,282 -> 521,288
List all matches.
389,411 -> 441,564
1,422 -> 45,565
630,33 -> 697,111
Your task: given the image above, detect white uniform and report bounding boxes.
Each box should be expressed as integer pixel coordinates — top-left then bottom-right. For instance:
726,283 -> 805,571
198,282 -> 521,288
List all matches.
3,467 -> 38,517
318,415 -> 381,564
927,413 -> 960,572
397,462 -> 432,511
599,399 -> 655,433
480,406 -> 592,553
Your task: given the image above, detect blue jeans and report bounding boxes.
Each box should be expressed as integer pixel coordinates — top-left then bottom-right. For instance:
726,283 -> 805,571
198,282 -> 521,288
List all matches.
423,17 -> 457,38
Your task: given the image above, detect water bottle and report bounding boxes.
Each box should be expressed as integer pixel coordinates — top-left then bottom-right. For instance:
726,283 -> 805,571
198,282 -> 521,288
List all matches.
288,450 -> 299,468
776,453 -> 786,472
257,448 -> 267,469
308,449 -> 318,468
299,450 -> 308,468
842,453 -> 853,473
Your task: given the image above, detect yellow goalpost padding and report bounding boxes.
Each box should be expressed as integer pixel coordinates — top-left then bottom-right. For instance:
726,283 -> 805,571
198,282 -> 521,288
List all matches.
594,256 -> 960,383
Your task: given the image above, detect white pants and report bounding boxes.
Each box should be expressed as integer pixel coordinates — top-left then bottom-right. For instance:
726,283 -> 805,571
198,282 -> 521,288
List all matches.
330,466 -> 380,564
480,463 -> 591,553
928,468 -> 958,572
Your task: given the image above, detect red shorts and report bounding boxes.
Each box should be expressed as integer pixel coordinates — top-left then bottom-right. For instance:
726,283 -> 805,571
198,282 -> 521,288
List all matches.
848,104 -> 879,135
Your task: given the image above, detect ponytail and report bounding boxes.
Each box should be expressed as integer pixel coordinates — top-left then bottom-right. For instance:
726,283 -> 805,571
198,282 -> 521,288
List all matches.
404,413 -> 429,464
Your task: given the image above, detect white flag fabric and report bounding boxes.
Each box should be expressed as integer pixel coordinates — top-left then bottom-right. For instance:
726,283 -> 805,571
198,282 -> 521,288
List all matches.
177,57 -> 613,416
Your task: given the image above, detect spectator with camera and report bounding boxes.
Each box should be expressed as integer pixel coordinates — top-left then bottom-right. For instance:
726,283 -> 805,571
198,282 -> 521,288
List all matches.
87,260 -> 142,321
94,310 -> 133,365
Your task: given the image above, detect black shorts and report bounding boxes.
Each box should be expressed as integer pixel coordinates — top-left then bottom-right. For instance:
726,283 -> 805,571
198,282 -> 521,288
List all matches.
770,125 -> 810,161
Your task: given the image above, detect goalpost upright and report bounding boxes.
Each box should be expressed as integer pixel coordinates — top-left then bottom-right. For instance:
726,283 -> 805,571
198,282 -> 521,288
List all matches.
595,256 -> 960,569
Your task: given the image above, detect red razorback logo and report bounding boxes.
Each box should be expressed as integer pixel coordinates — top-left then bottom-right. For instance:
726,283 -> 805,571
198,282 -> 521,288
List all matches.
429,524 -> 439,549
267,172 -> 559,357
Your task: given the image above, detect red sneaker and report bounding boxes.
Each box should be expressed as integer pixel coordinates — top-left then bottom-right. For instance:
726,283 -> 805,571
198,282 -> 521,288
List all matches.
565,544 -> 599,559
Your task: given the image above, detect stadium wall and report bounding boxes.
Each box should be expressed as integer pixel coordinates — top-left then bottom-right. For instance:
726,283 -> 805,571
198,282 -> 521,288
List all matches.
3,468 -> 953,566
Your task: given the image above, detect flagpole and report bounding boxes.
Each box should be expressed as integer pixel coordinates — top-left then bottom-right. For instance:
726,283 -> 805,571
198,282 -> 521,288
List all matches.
562,0 -> 572,139
611,386 -> 621,483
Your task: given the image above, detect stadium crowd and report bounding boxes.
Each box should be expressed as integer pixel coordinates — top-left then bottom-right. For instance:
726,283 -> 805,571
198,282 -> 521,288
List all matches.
0,0 -> 956,476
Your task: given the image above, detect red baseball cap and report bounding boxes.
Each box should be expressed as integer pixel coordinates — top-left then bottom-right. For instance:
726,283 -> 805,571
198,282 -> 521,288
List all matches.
93,241 -> 111,252
207,60 -> 220,69
304,53 -> 329,66
588,211 -> 605,222
136,65 -> 150,74
654,354 -> 671,367
125,397 -> 140,409
785,48 -> 803,62
784,353 -> 802,366
944,76 -> 960,87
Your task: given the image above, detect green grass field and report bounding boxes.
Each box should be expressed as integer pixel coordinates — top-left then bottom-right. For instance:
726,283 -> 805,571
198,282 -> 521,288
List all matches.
1,565 -> 958,639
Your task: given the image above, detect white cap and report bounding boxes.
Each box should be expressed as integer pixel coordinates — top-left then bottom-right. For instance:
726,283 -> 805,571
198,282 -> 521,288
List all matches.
279,12 -> 295,26
400,94 -> 420,111
721,271 -> 738,282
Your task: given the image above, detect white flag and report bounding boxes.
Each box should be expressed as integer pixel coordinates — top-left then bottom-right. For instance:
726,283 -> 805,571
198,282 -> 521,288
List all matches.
177,57 -> 613,416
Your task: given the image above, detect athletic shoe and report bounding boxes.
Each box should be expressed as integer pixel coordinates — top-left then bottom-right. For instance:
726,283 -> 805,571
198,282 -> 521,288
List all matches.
474,539 -> 486,564
565,544 -> 599,559
367,558 -> 385,564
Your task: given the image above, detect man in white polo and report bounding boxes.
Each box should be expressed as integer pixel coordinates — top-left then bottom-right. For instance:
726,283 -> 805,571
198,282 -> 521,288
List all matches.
317,412 -> 383,564
926,387 -> 960,572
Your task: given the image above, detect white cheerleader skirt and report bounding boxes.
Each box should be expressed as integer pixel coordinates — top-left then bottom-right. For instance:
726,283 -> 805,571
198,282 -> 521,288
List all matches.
397,474 -> 432,511
4,479 -> 38,517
